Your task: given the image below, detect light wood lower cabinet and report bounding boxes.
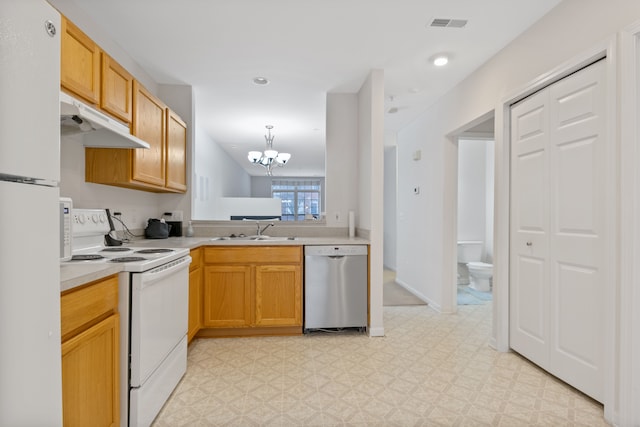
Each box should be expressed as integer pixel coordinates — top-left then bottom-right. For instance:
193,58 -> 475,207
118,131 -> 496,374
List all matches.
188,248 -> 202,343
200,246 -> 302,337
61,275 -> 119,427
255,265 -> 302,327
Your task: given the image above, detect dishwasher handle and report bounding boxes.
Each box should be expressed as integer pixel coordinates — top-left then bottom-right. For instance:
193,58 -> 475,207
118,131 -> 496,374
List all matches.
328,255 -> 345,259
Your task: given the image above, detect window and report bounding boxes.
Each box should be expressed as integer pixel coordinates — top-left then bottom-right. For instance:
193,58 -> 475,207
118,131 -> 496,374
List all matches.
272,179 -> 321,221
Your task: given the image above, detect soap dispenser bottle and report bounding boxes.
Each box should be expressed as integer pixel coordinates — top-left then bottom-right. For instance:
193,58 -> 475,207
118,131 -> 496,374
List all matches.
186,220 -> 194,237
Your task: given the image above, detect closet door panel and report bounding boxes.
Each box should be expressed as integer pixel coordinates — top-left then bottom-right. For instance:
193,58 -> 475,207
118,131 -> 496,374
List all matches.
509,91 -> 549,366
547,60 -> 605,402
554,262 -> 599,364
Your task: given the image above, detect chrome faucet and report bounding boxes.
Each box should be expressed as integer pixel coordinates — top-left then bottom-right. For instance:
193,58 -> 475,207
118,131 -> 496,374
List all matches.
256,222 -> 274,236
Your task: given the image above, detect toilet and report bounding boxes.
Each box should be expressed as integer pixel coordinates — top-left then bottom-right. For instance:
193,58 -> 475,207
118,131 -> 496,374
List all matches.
467,262 -> 493,292
457,241 -> 493,291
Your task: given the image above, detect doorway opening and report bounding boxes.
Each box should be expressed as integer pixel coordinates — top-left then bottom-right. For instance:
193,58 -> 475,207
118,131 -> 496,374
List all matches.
449,114 -> 495,310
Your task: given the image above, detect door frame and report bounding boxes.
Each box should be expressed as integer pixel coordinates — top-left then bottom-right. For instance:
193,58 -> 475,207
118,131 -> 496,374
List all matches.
445,118 -> 495,315
618,22 -> 640,427
493,38 -> 617,419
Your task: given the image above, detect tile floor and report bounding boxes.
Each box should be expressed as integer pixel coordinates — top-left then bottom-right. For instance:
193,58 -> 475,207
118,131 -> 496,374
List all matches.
152,302 -> 609,426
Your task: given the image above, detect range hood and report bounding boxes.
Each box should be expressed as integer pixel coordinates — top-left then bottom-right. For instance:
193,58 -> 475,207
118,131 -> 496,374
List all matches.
60,92 -> 149,149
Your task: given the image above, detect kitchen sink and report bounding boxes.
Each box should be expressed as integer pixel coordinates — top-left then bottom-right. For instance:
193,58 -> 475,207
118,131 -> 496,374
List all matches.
209,236 -> 296,241
249,236 -> 295,241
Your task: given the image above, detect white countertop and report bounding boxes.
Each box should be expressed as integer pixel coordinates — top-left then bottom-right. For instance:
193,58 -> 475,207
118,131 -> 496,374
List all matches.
131,236 -> 369,249
60,236 -> 369,292
60,263 -> 123,293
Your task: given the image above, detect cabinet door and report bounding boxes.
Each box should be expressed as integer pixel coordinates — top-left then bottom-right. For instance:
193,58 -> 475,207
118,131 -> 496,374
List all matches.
203,265 -> 252,328
132,81 -> 166,187
101,53 -> 133,124
62,314 -> 120,427
255,265 -> 302,327
166,109 -> 187,192
60,17 -> 100,104
188,266 -> 201,342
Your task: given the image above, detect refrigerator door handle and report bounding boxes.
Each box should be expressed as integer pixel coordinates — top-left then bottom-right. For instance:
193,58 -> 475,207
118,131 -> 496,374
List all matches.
0,173 -> 58,187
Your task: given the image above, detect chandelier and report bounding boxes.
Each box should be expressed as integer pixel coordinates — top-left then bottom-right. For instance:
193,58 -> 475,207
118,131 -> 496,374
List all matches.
247,125 -> 291,176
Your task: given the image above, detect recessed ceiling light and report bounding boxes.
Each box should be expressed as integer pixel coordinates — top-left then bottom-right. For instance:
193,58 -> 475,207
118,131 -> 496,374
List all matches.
433,55 -> 449,67
253,77 -> 269,85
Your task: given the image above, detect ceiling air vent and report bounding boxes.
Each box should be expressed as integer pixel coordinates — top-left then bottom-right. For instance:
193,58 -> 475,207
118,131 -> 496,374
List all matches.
429,18 -> 468,28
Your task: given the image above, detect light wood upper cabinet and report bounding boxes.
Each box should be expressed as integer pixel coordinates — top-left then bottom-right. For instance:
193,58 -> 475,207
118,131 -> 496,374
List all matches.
166,109 -> 187,192
84,84 -> 188,193
62,16 -> 188,193
101,53 -> 133,124
61,275 -> 119,427
61,17 -> 101,105
132,80 -> 166,187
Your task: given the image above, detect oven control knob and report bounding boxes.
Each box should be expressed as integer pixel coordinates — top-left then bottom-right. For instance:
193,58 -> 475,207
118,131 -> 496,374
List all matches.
77,214 -> 85,224
91,213 -> 98,223
99,213 -> 106,223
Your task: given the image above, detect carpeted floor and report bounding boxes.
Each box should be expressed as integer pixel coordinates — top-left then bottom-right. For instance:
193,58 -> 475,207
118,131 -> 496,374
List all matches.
383,270 -> 426,306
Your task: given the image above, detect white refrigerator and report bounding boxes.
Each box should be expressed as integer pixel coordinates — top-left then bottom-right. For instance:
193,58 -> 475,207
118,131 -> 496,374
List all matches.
0,1 -> 63,425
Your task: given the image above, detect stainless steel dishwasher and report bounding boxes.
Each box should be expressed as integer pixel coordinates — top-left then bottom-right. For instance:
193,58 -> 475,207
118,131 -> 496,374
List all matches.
304,245 -> 368,331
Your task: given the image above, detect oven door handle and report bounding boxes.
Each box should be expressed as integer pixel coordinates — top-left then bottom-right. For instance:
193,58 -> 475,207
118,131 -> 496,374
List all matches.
139,256 -> 191,289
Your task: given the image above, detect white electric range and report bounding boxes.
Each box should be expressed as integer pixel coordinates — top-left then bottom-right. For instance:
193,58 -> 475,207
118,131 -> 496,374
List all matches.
65,209 -> 191,427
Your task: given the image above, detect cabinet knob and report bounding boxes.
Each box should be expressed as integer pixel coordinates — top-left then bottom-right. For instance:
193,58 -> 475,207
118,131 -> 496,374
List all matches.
526,241 -> 533,246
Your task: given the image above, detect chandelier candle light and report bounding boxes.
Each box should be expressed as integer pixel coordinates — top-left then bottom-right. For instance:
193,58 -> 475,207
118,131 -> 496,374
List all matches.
247,125 -> 291,176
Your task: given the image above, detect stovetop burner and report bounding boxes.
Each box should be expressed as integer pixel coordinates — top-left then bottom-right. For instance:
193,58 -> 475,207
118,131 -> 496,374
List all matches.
110,256 -> 148,263
101,247 -> 132,253
135,248 -> 174,254
71,254 -> 105,261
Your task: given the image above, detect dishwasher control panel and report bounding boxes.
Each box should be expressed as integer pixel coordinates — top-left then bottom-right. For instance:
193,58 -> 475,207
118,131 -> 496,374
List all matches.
304,245 -> 368,257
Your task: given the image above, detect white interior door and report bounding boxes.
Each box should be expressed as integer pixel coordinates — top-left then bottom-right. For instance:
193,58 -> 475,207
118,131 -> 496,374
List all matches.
510,89 -> 550,369
547,60 -> 606,400
510,59 -> 606,402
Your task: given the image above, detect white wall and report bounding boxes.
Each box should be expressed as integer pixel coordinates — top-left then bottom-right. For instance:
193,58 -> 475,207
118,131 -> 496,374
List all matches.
60,133 -> 160,230
457,139 -> 494,262
396,110 -> 446,309
457,140 -> 487,243
485,141 -> 495,262
383,146 -> 397,270
357,70 -> 385,337
325,94 -> 359,227
251,176 -> 326,202
192,126 -> 251,220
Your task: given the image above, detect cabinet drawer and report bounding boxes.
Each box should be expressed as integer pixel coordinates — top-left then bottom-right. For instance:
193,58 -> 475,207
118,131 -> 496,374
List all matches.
61,275 -> 118,340
204,246 -> 302,264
